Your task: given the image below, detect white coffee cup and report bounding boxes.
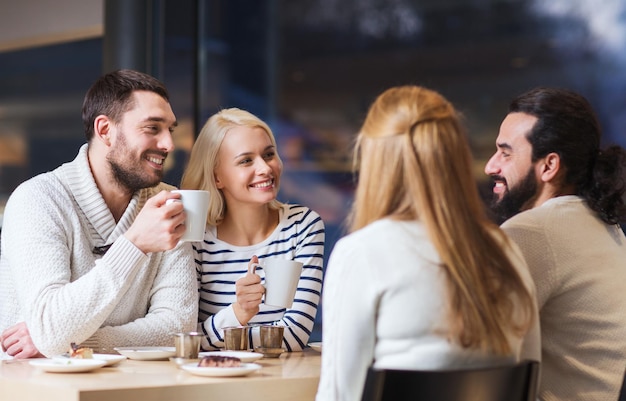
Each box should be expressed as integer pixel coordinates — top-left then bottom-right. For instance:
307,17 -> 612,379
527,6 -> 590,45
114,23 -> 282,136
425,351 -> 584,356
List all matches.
167,190 -> 209,242
257,258 -> 303,309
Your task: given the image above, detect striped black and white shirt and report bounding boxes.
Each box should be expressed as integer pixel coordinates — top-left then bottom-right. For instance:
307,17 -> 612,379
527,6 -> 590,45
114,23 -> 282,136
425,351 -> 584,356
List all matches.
194,204 -> 325,351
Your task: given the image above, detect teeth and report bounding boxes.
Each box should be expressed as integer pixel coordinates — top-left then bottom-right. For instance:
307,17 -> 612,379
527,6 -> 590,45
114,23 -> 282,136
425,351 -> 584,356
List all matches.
252,181 -> 272,188
147,156 -> 163,165
494,182 -> 505,188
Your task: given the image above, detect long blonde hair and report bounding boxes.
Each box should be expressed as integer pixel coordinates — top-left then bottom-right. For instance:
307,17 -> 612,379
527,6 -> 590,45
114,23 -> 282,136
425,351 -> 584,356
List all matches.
351,85 -> 534,354
180,108 -> 283,226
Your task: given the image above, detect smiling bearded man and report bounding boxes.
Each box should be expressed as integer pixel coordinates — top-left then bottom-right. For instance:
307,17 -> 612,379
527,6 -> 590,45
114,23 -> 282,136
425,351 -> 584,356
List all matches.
485,86 -> 626,401
0,69 -> 198,359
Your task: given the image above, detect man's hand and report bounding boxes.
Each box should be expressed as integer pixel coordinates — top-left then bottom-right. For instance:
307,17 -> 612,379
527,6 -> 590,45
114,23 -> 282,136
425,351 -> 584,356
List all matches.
1,322 -> 44,359
124,190 -> 187,254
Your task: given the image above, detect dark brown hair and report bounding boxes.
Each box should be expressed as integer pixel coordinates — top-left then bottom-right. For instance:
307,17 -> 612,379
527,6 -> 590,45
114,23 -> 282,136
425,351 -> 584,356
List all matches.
511,87 -> 626,224
81,69 -> 170,141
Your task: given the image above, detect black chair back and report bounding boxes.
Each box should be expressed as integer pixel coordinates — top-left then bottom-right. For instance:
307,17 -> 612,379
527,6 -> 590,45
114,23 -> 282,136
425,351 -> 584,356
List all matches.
360,360 -> 540,401
618,365 -> 626,401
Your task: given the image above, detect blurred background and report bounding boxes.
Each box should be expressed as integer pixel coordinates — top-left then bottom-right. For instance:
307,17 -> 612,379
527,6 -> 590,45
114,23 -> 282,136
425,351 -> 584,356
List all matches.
2,0 -> 626,340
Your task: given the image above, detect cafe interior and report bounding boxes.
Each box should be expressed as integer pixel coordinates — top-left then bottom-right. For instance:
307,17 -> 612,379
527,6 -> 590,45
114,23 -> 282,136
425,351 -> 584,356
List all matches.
1,0 -> 626,400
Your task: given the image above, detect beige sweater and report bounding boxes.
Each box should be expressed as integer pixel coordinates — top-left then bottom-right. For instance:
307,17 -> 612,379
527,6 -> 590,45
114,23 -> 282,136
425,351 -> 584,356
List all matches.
502,196 -> 626,401
0,144 -> 198,357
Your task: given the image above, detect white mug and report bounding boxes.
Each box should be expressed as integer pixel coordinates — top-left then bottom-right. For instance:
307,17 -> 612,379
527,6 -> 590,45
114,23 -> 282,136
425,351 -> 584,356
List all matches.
256,258 -> 303,309
167,190 -> 209,242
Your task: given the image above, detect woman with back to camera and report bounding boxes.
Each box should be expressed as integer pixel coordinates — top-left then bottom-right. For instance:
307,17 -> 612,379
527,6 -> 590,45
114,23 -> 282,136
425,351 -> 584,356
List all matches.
315,86 -> 540,401
180,108 -> 325,352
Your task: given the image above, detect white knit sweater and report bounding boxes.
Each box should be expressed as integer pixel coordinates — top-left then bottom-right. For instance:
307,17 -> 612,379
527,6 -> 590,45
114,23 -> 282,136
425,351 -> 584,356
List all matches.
0,144 -> 198,357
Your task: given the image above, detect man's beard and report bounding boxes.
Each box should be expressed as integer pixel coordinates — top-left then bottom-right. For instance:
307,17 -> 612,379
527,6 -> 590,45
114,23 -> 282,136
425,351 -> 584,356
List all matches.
107,132 -> 164,192
490,166 -> 537,224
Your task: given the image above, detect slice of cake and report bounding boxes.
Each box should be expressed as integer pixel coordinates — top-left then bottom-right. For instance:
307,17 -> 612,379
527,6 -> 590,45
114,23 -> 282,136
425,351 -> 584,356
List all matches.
198,355 -> 241,367
69,342 -> 94,359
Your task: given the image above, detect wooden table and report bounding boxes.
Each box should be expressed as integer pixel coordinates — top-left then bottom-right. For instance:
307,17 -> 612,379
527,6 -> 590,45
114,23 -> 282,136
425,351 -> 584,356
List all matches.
0,349 -> 321,401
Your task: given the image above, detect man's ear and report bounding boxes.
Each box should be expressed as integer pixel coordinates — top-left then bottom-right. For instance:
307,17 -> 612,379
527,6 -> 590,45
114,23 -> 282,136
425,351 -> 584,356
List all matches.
538,152 -> 561,183
94,115 -> 112,146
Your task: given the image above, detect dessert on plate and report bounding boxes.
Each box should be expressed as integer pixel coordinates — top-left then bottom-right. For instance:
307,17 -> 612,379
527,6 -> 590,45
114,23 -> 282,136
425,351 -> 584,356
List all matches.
198,355 -> 241,368
69,342 -> 94,359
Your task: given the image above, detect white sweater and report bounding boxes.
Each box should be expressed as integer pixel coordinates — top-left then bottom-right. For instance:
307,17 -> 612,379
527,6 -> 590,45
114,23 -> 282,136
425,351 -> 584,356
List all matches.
502,196 -> 626,401
0,144 -> 198,357
316,218 -> 541,401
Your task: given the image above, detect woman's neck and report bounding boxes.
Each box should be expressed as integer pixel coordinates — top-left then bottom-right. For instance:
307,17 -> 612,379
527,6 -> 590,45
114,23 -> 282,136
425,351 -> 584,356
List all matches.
217,205 -> 280,246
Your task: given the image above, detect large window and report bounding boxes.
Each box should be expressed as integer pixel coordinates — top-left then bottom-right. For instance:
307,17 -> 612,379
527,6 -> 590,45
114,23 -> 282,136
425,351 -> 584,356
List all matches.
2,0 -> 626,339
0,39 -> 102,214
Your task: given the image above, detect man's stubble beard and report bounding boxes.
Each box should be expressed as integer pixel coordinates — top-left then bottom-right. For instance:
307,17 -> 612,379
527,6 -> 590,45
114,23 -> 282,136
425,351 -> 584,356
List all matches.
107,131 -> 164,192
490,166 -> 538,224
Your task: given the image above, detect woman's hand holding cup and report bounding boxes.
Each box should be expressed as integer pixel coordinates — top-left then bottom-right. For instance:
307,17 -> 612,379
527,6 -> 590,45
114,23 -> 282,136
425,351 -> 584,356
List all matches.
233,255 -> 265,325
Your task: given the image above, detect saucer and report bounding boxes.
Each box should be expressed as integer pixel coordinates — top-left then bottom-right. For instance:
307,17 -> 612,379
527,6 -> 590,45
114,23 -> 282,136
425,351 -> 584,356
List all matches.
307,342 -> 322,353
114,346 -> 176,361
169,357 -> 199,367
93,353 -> 127,366
181,362 -> 261,377
254,347 -> 285,358
30,358 -> 106,373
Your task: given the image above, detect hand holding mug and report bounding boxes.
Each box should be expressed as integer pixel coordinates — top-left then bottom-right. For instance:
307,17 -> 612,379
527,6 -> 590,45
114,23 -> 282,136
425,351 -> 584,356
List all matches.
125,190 -> 187,253
233,256 -> 265,324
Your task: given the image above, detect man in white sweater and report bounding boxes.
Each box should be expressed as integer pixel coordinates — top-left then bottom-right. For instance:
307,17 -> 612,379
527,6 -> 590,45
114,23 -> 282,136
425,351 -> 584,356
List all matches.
484,87 -> 626,401
0,69 -> 198,358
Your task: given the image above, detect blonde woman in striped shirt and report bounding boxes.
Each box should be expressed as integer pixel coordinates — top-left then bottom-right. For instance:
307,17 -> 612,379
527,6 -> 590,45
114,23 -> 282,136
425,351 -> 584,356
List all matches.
180,108 -> 325,351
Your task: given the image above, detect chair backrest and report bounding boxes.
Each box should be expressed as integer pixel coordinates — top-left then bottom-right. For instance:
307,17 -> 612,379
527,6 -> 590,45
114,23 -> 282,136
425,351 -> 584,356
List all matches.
360,360 -> 540,401
618,365 -> 626,401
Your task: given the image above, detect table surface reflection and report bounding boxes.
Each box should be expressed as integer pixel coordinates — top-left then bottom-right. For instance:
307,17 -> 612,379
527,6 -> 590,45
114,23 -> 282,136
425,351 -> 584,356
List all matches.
0,348 -> 321,401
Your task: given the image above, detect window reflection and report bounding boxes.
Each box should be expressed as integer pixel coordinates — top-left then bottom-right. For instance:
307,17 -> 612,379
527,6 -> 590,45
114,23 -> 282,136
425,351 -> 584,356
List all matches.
1,0 -> 626,336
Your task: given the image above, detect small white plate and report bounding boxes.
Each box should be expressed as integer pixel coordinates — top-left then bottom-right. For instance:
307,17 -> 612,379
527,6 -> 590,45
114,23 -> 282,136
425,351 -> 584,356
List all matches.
113,346 -> 176,361
308,342 -> 322,352
93,353 -> 127,366
29,358 -> 106,373
198,351 -> 264,363
181,362 -> 261,377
